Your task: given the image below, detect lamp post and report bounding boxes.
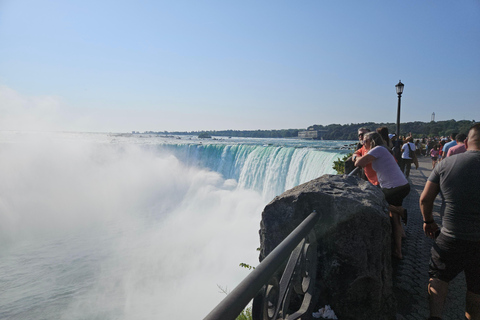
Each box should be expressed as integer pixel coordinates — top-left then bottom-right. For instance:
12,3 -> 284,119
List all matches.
395,80 -> 404,137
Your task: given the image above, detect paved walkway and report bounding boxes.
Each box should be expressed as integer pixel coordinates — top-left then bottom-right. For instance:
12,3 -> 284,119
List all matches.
393,155 -> 466,320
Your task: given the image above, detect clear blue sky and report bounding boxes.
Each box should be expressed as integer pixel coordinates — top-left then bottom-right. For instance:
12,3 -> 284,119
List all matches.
1,0 -> 479,132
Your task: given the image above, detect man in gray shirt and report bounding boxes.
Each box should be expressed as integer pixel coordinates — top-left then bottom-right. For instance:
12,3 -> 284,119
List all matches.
420,123 -> 480,320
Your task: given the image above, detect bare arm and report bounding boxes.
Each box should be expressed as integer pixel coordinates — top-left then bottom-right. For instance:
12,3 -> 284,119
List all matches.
419,180 -> 440,239
355,154 -> 375,168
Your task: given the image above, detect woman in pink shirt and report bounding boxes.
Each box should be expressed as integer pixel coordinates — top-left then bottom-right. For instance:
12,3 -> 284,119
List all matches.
430,145 -> 439,169
355,132 -> 410,259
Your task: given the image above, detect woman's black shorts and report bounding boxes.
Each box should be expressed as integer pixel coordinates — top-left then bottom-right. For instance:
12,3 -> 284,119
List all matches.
382,183 -> 410,206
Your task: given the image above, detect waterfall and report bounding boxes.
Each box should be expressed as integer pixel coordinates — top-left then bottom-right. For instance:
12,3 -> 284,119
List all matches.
158,143 -> 347,200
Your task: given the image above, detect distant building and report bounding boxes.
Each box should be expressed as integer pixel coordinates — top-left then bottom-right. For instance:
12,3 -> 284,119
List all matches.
298,126 -> 325,140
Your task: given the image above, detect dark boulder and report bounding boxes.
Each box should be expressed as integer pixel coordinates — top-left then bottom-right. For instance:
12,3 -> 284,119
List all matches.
259,174 -> 397,320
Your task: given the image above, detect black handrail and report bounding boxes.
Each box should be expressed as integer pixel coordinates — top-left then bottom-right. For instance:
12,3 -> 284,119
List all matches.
348,166 -> 360,176
203,210 -> 320,320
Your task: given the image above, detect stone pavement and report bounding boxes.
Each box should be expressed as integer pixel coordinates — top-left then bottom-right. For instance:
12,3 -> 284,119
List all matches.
393,155 -> 466,320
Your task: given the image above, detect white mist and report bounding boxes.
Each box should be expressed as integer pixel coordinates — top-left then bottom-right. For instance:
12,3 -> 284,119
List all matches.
0,132 -> 264,320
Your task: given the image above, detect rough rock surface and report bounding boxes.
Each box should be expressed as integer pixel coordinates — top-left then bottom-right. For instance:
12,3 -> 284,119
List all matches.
259,174 -> 397,320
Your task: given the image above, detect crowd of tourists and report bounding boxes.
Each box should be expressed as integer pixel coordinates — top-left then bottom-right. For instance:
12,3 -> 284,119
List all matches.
422,133 -> 469,169
350,124 -> 480,320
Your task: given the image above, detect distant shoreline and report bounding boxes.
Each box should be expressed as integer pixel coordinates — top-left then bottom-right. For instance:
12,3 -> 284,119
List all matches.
138,119 -> 475,141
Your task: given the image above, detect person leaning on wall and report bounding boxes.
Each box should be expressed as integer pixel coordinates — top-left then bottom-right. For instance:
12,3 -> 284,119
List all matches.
354,132 -> 410,260
354,127 -> 370,181
352,130 -> 379,187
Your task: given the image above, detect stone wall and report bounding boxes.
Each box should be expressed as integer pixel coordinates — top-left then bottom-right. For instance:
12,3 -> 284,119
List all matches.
259,174 -> 397,320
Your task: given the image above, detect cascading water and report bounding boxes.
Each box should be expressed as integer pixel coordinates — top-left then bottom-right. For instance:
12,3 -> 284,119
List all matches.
158,143 -> 347,200
0,132 -> 352,320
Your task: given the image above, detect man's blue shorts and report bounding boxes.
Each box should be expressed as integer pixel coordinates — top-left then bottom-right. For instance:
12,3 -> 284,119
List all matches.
429,233 -> 480,294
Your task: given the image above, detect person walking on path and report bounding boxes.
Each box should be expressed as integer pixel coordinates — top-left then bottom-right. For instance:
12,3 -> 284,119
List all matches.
419,123 -> 480,320
446,133 -> 467,157
438,140 -> 447,162
430,145 -> 440,169
426,138 -> 435,157
401,136 -> 416,178
442,132 -> 458,157
392,135 -> 403,167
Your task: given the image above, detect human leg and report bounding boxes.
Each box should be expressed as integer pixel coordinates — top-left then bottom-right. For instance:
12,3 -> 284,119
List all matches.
466,290 -> 480,320
389,204 -> 407,224
428,278 -> 449,319
405,159 -> 412,177
386,184 -> 410,225
465,241 -> 480,320
400,158 -> 406,174
390,211 -> 403,259
428,235 -> 470,319
383,184 -> 410,259
389,205 -> 407,237
388,204 -> 403,215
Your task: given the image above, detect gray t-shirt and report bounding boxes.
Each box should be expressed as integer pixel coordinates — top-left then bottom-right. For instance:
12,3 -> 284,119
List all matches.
428,150 -> 480,241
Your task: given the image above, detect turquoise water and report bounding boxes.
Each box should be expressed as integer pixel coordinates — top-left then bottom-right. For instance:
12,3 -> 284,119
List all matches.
155,137 -> 351,200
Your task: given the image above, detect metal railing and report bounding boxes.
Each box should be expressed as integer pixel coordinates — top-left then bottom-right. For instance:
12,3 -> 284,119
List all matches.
347,166 -> 360,176
203,210 -> 320,320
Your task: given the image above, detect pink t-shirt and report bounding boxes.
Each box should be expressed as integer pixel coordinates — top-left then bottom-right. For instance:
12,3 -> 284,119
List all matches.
446,144 -> 466,157
430,149 -> 439,158
368,146 -> 408,189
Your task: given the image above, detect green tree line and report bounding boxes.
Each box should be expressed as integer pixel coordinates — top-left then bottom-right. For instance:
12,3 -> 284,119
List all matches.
146,119 -> 476,140
147,129 -> 301,138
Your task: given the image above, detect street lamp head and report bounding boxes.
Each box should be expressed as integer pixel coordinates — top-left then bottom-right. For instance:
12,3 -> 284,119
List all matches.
396,80 -> 404,95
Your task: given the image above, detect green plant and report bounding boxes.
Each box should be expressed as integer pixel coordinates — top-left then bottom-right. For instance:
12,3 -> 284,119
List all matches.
239,247 -> 259,270
217,285 -> 253,320
236,306 -> 252,320
332,152 -> 352,174
239,262 -> 255,270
